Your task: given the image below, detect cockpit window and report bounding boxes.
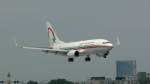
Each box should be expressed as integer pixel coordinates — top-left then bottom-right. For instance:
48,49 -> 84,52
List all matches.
102,42 -> 111,44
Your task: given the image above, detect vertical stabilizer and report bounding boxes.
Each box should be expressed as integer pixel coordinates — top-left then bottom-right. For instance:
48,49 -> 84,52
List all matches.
46,21 -> 64,47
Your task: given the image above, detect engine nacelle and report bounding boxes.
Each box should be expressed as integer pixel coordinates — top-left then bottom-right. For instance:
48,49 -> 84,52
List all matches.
67,50 -> 79,57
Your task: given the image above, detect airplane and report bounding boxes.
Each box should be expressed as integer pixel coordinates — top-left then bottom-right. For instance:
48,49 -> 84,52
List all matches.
15,21 -> 120,62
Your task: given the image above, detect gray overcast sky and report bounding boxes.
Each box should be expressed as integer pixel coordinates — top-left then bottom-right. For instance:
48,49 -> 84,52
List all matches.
0,0 -> 150,81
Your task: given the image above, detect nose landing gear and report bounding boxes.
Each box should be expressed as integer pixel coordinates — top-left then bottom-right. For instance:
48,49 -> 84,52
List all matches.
103,51 -> 109,58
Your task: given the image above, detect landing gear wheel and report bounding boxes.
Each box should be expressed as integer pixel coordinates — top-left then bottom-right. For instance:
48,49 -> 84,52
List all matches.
103,55 -> 107,58
85,57 -> 91,62
68,58 -> 74,62
103,51 -> 109,58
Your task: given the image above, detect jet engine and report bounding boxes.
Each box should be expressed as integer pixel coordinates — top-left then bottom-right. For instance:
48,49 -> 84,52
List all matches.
67,50 -> 79,57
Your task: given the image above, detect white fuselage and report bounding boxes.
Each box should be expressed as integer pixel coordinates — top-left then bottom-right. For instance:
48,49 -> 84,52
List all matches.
52,39 -> 113,56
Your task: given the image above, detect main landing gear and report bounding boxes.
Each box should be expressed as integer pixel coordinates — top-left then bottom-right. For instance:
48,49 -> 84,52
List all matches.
68,58 -> 74,62
68,56 -> 91,62
85,55 -> 91,62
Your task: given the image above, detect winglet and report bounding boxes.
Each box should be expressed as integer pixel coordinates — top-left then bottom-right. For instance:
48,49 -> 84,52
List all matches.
13,39 -> 23,48
116,36 -> 120,46
14,39 -> 18,46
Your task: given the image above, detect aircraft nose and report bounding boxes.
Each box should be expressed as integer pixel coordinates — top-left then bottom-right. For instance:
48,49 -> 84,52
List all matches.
109,43 -> 114,48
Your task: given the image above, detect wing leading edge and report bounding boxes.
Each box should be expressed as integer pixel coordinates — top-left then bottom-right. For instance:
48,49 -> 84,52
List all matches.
14,40 -> 68,53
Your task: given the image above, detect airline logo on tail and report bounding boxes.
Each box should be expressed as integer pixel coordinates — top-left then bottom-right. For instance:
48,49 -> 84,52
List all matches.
48,27 -> 56,42
47,22 -> 65,46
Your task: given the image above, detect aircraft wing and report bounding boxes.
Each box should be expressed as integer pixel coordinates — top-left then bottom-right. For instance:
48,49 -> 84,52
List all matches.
20,46 -> 68,52
14,40 -> 68,53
